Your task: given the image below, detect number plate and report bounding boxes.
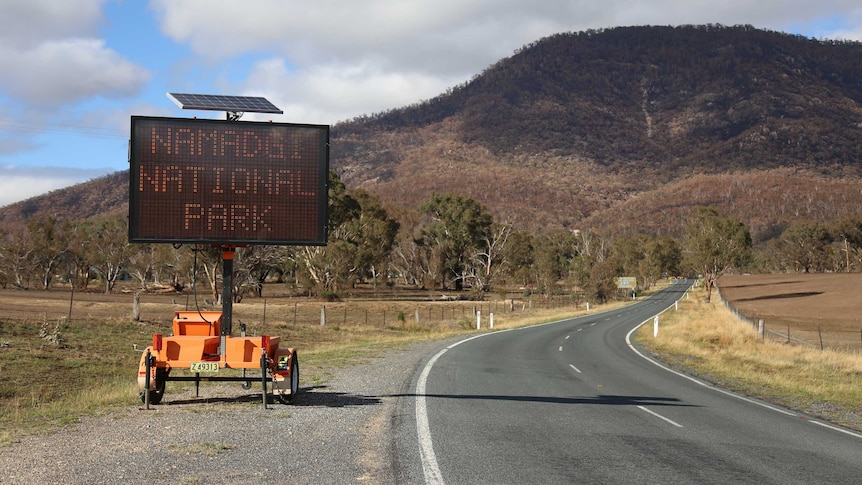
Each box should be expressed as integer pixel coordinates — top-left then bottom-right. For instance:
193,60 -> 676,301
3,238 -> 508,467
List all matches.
190,362 -> 219,373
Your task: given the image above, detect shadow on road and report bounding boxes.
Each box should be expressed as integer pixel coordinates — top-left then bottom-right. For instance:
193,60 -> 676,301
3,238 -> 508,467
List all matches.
162,386 -> 383,408
291,386 -> 383,407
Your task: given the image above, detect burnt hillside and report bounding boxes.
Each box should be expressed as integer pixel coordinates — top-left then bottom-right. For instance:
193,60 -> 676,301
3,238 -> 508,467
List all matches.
3,25 -> 862,236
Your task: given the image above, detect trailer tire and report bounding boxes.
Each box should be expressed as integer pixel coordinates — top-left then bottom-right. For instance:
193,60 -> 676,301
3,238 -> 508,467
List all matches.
277,353 -> 299,404
139,368 -> 168,405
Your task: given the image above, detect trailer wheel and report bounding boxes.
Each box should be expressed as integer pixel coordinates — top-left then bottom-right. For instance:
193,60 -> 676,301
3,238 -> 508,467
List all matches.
139,368 -> 167,405
277,353 -> 299,404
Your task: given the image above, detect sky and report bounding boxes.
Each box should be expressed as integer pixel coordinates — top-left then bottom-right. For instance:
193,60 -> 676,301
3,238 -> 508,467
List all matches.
1,0 -> 861,208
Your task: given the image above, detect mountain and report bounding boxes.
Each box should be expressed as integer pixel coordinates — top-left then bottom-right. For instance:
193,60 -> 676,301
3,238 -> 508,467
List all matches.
0,171 -> 127,228
3,25 -> 862,239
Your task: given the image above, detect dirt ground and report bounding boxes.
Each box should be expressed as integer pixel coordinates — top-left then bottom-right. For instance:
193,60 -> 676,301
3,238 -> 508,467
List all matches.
717,273 -> 862,350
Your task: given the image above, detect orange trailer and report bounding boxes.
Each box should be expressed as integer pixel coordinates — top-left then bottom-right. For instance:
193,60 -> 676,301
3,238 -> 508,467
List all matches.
137,310 -> 298,406
129,99 -> 327,408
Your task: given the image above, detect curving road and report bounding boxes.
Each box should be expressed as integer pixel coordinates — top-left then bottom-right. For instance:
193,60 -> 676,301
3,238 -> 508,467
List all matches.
398,281 -> 862,484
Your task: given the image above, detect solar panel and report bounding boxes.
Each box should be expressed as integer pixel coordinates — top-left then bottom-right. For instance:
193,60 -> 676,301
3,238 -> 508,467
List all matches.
167,92 -> 283,114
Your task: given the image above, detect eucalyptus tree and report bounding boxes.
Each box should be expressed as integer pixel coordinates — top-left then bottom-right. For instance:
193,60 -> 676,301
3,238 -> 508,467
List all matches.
88,216 -> 133,294
682,206 -> 751,302
0,227 -> 34,289
296,171 -> 398,294
27,215 -> 71,289
832,214 -> 862,272
779,219 -> 832,273
467,220 -> 513,292
418,192 -> 493,291
531,229 -> 575,297
499,228 -> 534,289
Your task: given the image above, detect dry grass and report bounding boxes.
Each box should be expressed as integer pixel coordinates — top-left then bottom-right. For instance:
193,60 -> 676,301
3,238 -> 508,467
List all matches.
0,285 -> 630,447
635,287 -> 862,431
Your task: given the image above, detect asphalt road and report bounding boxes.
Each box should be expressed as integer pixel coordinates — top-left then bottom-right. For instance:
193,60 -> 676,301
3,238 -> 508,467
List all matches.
397,281 -> 862,484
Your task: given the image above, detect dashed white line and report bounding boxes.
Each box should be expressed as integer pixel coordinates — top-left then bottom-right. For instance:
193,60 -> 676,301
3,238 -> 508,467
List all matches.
569,364 -> 582,374
559,346 -> 563,352
637,405 -> 684,428
565,335 -> 571,340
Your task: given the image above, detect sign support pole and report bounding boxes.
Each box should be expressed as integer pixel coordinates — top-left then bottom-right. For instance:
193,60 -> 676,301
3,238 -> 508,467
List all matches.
220,246 -> 235,356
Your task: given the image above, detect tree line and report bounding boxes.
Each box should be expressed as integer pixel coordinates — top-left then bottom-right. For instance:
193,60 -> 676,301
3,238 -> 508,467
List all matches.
2,171 -> 862,303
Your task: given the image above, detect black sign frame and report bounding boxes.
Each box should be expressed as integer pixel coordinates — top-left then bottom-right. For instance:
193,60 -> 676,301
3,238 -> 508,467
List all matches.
129,116 -> 329,245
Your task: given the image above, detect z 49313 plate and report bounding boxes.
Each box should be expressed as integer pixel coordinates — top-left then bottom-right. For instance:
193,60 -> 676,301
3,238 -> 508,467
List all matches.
190,362 -> 219,372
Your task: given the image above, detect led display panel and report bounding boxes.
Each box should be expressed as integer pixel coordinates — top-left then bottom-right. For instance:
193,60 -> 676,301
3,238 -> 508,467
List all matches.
129,116 -> 329,245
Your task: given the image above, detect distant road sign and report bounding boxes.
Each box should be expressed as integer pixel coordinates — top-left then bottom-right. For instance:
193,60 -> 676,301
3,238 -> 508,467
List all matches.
129,116 -> 329,245
615,277 -> 637,289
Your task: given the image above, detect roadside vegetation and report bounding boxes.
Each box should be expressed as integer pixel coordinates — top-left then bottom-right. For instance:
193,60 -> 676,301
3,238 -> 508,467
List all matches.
3,278 -> 861,448
3,169 -> 862,446
634,285 -> 862,432
0,292 -> 630,448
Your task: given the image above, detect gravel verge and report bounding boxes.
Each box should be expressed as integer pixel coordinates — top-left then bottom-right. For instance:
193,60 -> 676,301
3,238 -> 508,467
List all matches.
0,339 -> 446,484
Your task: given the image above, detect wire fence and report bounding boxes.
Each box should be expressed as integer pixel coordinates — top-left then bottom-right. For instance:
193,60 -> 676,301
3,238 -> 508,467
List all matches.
715,287 -> 862,352
170,292 -> 593,335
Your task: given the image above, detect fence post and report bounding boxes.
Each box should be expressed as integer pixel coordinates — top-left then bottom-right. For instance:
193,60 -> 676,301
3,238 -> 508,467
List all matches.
320,305 -> 326,327
818,326 -> 824,351
758,319 -> 764,341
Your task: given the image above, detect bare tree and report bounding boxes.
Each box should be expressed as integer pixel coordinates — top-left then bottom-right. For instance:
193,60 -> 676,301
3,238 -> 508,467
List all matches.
89,217 -> 132,294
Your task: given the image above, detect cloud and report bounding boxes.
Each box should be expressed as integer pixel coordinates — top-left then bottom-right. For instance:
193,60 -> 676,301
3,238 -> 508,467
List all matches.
0,165 -> 112,208
0,0 -> 150,109
152,0 -> 862,126
238,57 -> 461,124
152,1 -> 862,66
0,39 -> 151,108
0,0 -> 105,47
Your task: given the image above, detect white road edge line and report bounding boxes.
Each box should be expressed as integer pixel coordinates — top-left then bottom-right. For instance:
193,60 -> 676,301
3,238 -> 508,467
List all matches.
637,405 -> 684,428
625,322 -> 797,416
810,420 -> 862,439
416,333 -> 496,485
626,313 -> 862,440
569,363 -> 582,374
